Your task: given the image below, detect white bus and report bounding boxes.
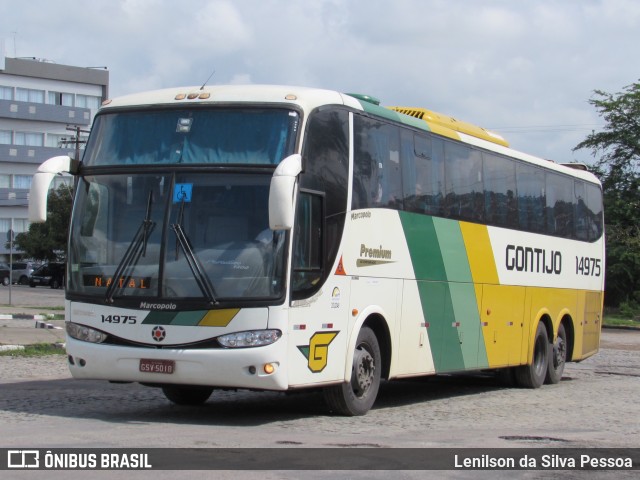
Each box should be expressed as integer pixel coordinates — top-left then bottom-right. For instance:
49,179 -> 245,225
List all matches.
30,85 -> 604,415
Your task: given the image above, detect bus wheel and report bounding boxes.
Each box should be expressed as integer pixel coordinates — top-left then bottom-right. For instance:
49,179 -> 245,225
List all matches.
162,385 -> 214,405
323,326 -> 381,416
545,323 -> 567,384
514,322 -> 549,389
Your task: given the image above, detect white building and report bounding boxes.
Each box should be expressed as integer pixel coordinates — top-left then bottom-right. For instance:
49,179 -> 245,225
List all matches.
0,55 -> 109,261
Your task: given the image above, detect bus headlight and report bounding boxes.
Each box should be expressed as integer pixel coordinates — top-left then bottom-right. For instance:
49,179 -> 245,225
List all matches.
66,322 -> 108,344
217,329 -> 281,348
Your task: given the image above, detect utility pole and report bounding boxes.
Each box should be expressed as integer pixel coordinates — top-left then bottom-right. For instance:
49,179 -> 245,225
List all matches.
64,125 -> 90,160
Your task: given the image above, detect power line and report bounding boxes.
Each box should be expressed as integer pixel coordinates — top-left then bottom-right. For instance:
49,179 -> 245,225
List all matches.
488,123 -> 604,134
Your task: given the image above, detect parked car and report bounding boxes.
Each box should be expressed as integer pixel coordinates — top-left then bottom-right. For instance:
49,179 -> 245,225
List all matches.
11,261 -> 41,285
29,263 -> 66,289
0,262 -> 10,286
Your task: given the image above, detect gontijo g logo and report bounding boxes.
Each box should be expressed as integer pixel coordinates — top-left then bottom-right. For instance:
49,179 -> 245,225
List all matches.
297,331 -> 339,372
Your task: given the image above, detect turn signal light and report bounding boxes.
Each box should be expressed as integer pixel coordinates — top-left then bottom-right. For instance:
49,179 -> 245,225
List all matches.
263,363 -> 275,374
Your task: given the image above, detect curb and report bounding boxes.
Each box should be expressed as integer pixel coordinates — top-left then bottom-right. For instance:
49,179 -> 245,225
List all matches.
0,314 -> 51,320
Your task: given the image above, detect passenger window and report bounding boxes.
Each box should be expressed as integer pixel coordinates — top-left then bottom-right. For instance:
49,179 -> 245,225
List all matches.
516,163 -> 546,234
444,142 -> 483,221
483,152 -> 517,228
546,174 -> 574,237
352,116 -> 403,210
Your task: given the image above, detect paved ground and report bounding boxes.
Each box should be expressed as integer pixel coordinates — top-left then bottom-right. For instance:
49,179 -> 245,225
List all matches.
0,284 -> 65,346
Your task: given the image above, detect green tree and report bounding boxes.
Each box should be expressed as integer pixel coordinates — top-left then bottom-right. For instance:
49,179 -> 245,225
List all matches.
574,81 -> 640,313
13,184 -> 73,262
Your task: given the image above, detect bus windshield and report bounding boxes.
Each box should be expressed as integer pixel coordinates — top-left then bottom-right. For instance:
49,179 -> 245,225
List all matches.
83,107 -> 299,166
67,172 -> 286,306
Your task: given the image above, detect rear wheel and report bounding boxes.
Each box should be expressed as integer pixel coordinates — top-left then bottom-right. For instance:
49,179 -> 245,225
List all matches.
19,275 -> 29,285
545,323 -> 567,384
323,326 -> 381,416
162,385 -> 214,405
2,276 -> 9,286
51,279 -> 60,289
514,322 -> 549,388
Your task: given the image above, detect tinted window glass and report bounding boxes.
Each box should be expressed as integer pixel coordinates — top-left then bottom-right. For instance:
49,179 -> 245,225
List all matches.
444,141 -> 483,221
352,116 -> 403,210
585,183 -> 604,241
483,152 -> 517,228
300,107 -> 349,296
516,163 -> 546,233
546,173 -> 574,237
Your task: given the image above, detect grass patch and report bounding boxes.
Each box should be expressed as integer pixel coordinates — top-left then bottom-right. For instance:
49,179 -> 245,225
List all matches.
603,314 -> 640,328
0,343 -> 65,357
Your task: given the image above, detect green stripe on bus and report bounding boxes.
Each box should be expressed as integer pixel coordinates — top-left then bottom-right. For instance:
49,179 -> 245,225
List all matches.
172,311 -> 208,326
399,212 -> 447,281
142,312 -> 179,325
357,101 -> 431,131
400,212 -> 489,371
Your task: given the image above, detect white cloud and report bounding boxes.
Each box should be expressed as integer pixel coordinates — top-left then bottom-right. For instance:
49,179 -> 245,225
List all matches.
2,0 -> 638,163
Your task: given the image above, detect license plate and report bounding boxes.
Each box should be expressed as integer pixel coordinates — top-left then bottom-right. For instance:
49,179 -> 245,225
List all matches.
139,358 -> 175,374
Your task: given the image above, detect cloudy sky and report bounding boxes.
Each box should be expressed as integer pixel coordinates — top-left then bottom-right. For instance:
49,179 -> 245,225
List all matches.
2,0 -> 639,164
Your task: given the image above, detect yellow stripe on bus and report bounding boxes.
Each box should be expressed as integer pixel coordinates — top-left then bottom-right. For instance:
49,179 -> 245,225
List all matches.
198,308 -> 240,327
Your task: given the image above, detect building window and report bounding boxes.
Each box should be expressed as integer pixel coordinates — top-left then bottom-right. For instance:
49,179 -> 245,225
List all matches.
0,175 -> 10,188
0,85 -> 13,100
46,133 -> 68,147
12,218 -> 30,233
0,219 -> 10,237
15,132 -> 44,146
76,94 -> 101,110
0,130 -> 11,145
16,88 -> 45,103
13,175 -> 32,189
48,91 -> 74,106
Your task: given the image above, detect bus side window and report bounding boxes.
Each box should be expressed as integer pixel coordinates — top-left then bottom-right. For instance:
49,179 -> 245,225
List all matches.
291,191 -> 324,298
483,152 -> 517,228
352,116 -> 402,210
402,132 -> 444,216
574,180 -> 589,241
585,183 -> 604,241
546,173 -> 574,237
516,163 -> 546,234
444,141 -> 483,222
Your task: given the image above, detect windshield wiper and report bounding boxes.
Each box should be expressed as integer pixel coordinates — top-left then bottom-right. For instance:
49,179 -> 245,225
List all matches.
171,198 -> 219,306
105,191 -> 155,303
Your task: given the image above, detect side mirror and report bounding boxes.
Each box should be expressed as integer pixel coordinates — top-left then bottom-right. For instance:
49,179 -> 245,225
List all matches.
29,155 -> 77,222
269,154 -> 302,230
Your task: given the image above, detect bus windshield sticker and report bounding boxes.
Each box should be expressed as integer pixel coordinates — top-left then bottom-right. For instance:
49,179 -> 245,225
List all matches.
173,183 -> 193,203
176,117 -> 193,133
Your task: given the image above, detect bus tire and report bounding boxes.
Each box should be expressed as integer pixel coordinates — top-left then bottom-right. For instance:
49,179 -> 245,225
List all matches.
514,322 -> 549,389
545,323 -> 567,384
323,326 -> 381,416
162,385 -> 214,405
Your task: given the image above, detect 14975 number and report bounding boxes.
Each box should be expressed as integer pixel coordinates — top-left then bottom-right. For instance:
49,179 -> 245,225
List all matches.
575,256 -> 601,277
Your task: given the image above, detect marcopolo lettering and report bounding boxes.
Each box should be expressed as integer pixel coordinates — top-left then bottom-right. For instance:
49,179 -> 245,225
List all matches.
505,244 -> 562,275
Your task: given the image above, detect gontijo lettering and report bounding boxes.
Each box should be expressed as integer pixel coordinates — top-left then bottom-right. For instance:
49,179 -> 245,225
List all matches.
505,244 -> 561,275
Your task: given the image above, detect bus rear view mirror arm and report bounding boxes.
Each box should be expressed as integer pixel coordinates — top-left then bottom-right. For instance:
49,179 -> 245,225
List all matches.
28,155 -> 78,223
269,154 -> 302,231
